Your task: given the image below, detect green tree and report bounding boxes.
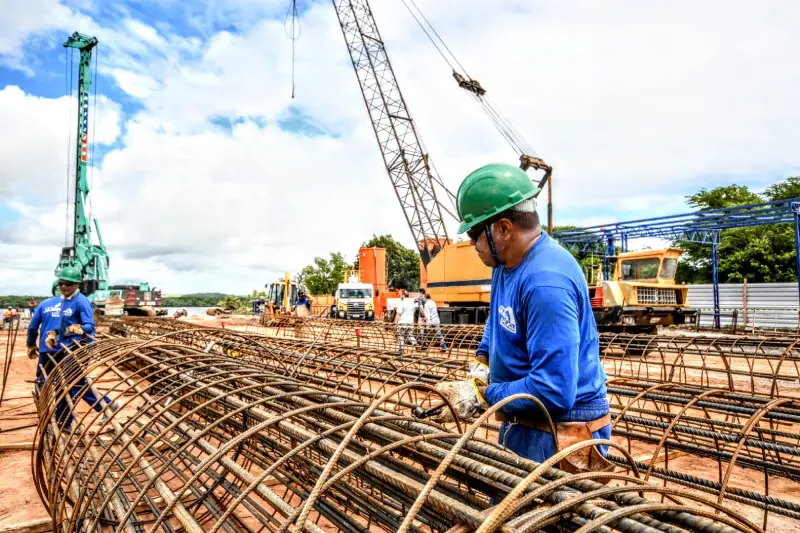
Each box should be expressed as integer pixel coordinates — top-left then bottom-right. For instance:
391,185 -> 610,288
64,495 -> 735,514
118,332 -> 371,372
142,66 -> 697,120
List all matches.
765,177 -> 800,201
361,234 -> 420,291
297,252 -> 350,296
217,295 -> 243,312
686,184 -> 761,210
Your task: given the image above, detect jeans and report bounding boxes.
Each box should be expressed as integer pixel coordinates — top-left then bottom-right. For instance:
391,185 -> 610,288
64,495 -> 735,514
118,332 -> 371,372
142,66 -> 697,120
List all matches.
35,350 -> 112,428
489,397 -> 611,505
497,397 -> 612,464
420,323 -> 447,350
396,324 -> 416,351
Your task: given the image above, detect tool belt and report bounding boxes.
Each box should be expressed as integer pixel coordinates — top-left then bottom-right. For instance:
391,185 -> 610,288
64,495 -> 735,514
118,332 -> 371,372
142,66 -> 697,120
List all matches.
496,411 -> 615,480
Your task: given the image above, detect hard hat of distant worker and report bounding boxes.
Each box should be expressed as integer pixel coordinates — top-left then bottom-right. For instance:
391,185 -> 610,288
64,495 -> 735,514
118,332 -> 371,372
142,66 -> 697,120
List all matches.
456,163 -> 540,234
57,266 -> 82,284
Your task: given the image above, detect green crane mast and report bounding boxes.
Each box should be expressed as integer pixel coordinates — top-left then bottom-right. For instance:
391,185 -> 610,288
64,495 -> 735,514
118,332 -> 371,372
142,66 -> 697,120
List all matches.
55,32 -> 110,303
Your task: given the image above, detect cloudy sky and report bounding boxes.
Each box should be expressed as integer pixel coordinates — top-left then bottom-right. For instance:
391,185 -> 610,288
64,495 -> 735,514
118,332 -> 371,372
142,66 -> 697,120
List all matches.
1,0 -> 798,295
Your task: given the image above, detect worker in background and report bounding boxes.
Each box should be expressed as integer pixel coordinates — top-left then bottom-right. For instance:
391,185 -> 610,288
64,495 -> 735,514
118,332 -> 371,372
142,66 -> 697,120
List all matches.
2,306 -> 12,329
420,292 -> 447,352
28,281 -> 64,385
414,288 -> 426,323
393,289 -> 417,351
48,268 -> 119,430
432,163 -> 612,475
296,290 -> 312,317
28,298 -> 37,319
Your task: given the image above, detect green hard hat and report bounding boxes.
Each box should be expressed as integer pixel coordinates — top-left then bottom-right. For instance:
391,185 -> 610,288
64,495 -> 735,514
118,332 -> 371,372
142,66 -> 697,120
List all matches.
51,280 -> 59,295
57,266 -> 82,284
456,163 -> 540,234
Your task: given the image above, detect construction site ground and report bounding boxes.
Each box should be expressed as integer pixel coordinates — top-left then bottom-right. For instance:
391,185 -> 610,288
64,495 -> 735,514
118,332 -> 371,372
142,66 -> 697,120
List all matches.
0,331 -> 50,533
4,315 -> 800,531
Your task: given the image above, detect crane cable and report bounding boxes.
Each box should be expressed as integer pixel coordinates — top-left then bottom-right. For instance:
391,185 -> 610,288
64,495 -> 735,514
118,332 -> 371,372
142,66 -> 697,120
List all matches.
64,47 -> 74,247
87,44 -> 99,230
397,0 -> 537,159
284,0 -> 301,98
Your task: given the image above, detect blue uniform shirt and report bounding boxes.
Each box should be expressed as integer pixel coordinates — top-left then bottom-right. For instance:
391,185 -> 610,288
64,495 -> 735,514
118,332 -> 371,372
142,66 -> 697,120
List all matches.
480,232 -> 607,419
58,291 -> 96,349
26,296 -> 63,353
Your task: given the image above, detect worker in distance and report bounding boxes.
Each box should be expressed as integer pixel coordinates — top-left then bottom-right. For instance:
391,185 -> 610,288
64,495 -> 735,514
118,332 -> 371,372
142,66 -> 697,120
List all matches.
431,163 -> 612,475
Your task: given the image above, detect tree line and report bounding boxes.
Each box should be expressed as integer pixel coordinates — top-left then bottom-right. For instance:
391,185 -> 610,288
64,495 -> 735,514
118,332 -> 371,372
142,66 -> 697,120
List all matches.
0,295 -> 45,309
162,293 -> 230,307
297,234 -> 420,295
5,175 -> 799,311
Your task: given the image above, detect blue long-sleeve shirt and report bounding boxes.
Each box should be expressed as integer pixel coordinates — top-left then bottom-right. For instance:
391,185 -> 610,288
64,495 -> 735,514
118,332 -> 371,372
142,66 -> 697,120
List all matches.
58,291 -> 96,349
481,232 -> 607,418
26,296 -> 63,353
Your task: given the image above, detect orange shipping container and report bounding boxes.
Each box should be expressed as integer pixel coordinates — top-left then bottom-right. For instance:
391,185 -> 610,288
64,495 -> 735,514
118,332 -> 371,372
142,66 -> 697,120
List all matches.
359,247 -> 387,317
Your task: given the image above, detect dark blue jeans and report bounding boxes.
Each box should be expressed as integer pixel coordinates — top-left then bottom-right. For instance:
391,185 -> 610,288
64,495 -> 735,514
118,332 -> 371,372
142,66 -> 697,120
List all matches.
490,398 -> 611,505
35,350 -> 111,428
497,397 -> 612,463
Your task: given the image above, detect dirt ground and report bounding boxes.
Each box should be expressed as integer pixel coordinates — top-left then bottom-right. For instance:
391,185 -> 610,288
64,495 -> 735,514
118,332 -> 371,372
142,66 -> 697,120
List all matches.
0,325 -> 50,530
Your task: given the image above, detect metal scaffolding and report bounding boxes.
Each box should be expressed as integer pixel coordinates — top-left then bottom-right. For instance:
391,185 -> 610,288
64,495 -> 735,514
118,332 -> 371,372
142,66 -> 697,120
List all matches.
553,197 -> 800,329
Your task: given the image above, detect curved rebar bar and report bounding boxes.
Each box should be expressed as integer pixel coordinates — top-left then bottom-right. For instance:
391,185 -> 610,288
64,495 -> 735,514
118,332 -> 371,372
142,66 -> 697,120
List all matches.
102,318 -> 800,527
33,335 -> 763,533
134,315 -> 800,398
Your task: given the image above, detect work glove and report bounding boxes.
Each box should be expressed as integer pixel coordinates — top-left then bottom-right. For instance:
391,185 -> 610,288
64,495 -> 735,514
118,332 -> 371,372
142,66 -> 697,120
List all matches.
430,379 -> 488,423
27,346 -> 38,359
65,324 -> 84,335
45,330 -> 58,350
467,359 -> 490,385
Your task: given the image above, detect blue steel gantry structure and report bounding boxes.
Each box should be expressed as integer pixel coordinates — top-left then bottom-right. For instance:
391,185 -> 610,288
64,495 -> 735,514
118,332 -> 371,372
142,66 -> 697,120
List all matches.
553,198 -> 800,329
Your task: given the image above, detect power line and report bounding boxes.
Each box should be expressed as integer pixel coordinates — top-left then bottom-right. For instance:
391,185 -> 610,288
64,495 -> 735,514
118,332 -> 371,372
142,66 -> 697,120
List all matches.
284,0 -> 301,98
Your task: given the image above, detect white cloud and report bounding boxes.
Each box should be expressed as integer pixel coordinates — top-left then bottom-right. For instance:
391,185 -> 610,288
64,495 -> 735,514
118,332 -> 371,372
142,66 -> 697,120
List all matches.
1,0 -> 800,295
0,0 -> 94,71
0,85 -> 121,200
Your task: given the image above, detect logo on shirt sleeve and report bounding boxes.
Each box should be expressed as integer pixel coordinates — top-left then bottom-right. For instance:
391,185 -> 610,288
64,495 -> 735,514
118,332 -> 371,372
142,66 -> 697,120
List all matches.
499,305 -> 517,334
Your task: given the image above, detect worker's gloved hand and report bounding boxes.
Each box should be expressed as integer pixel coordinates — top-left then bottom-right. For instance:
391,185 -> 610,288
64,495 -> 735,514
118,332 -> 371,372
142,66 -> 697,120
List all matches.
26,345 -> 38,359
45,330 -> 58,350
430,379 -> 488,423
467,359 -> 490,385
65,324 -> 84,335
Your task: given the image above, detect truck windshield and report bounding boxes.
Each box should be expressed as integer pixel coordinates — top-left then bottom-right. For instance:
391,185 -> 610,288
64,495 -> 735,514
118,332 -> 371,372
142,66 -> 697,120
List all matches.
659,258 -> 678,280
620,258 -> 660,280
340,289 -> 372,298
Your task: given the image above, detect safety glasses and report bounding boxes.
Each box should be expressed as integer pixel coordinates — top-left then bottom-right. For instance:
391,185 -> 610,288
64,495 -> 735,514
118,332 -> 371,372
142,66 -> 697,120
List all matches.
466,223 -> 487,242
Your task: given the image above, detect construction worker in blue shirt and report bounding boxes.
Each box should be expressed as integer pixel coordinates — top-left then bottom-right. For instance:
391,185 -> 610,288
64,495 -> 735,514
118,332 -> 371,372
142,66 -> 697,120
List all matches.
27,281 -> 63,387
431,163 -> 612,476
34,268 -> 118,429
